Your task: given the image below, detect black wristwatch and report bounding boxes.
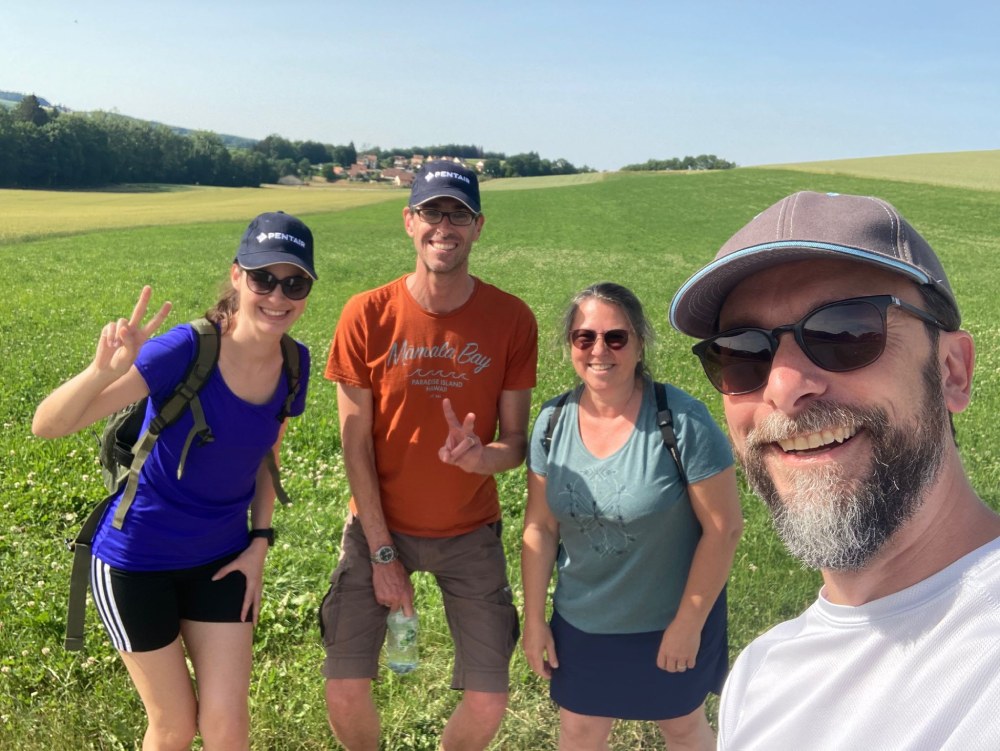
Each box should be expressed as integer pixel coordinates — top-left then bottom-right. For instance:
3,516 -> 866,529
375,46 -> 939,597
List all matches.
249,528 -> 275,547
370,545 -> 398,564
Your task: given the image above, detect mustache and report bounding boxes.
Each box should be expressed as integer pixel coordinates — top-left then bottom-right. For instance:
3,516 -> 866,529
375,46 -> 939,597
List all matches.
743,401 -> 888,452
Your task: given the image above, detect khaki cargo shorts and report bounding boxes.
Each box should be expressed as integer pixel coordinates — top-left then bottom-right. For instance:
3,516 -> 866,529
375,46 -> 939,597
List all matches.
319,515 -> 519,693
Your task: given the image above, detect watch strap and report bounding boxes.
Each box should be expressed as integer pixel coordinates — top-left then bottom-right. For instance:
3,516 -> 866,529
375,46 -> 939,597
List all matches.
249,528 -> 275,547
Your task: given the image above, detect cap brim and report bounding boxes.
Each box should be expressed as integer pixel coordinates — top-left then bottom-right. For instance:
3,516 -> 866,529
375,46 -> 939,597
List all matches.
669,242 -> 937,339
411,189 -> 479,214
238,256 -> 318,280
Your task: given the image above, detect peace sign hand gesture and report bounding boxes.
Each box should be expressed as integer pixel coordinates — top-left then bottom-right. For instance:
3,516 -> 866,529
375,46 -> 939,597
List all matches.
32,286 -> 173,439
94,286 -> 172,378
438,398 -> 484,473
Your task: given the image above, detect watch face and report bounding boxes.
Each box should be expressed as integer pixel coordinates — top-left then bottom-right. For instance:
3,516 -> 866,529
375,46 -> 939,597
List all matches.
372,546 -> 396,564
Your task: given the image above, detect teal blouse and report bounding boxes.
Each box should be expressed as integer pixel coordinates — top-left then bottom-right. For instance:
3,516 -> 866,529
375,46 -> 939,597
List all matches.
527,378 -> 732,633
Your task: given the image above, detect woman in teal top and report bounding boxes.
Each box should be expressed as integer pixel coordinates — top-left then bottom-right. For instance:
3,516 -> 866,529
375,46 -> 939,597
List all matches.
522,283 -> 743,750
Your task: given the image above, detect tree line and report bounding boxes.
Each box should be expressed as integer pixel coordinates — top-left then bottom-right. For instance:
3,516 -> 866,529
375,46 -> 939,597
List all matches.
0,97 -> 284,188
481,152 -> 594,178
621,155 -> 736,171
0,94 -> 670,189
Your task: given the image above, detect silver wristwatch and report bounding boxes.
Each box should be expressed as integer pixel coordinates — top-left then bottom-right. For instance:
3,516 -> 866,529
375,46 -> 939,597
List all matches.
370,545 -> 398,565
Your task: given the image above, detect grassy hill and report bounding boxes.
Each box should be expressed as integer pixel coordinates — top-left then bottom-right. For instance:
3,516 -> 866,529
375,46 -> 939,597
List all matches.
2,164 -> 997,749
761,149 -> 1000,192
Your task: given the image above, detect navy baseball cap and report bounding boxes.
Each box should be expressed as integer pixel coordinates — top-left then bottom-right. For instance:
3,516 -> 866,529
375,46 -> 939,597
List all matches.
235,211 -> 317,279
409,160 -> 481,214
669,191 -> 958,338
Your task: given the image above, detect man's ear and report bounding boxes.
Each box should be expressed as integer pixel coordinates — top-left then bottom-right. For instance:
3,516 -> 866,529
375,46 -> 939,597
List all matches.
940,330 -> 975,414
403,206 -> 415,238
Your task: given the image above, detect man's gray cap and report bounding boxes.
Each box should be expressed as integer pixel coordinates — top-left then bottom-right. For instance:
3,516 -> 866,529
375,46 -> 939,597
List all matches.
669,191 -> 959,339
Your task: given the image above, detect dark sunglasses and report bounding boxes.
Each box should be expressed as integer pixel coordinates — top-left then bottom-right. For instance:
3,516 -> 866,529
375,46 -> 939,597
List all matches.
244,269 -> 313,300
570,329 -> 630,351
692,295 -> 948,395
411,207 -> 479,226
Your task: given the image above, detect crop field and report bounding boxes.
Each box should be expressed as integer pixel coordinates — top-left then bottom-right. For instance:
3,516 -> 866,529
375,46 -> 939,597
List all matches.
767,149 -> 1000,192
2,164 -> 998,749
0,183 -> 405,245
0,175 -> 612,246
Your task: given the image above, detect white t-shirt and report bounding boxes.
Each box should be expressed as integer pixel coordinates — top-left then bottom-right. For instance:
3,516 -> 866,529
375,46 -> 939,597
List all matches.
719,536 -> 1000,750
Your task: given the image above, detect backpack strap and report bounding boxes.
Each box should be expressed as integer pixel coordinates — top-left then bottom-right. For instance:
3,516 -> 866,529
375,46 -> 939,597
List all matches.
276,333 -> 301,423
259,333 -> 300,507
64,493 -> 115,650
111,318 -> 220,530
176,393 -> 211,479
263,451 -> 291,507
542,382 -> 688,487
542,388 -> 576,453
654,382 -> 687,487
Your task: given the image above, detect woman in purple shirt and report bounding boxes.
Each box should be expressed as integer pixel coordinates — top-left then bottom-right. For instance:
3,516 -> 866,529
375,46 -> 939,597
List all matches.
33,212 -> 315,749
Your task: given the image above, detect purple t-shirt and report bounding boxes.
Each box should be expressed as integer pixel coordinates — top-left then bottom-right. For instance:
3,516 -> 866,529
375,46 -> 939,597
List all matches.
92,323 -> 310,570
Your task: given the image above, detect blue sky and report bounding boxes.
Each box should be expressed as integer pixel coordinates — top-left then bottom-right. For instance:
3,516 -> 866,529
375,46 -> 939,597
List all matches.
4,1 -> 998,170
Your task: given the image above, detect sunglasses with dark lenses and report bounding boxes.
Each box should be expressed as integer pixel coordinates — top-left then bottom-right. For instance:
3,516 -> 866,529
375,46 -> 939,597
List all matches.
692,295 -> 948,395
570,329 -> 630,351
245,269 -> 313,300
412,207 -> 479,226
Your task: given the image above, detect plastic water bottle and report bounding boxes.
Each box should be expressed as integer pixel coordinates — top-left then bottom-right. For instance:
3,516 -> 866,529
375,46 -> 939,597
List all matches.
385,609 -> 419,674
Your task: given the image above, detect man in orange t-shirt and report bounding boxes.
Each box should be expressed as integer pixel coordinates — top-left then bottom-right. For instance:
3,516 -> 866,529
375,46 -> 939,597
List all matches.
321,160 -> 537,751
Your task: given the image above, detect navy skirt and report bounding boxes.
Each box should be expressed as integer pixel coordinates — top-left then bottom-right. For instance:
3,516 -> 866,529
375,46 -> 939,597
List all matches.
549,587 -> 728,720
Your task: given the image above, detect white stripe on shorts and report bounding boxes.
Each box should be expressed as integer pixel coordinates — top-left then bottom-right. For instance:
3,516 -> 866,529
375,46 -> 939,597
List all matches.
90,556 -> 132,652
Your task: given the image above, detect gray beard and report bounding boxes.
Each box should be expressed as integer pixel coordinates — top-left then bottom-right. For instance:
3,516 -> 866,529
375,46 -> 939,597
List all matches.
738,360 -> 948,571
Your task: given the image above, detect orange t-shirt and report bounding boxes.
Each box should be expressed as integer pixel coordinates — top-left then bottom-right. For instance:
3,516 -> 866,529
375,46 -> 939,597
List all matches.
325,276 -> 538,537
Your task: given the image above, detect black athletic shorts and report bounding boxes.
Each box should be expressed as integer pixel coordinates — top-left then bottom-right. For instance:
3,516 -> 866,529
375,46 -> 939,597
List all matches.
90,550 -> 251,653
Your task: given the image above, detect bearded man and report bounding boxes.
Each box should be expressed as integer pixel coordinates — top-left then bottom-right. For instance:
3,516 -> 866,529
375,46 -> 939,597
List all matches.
670,191 -> 1000,750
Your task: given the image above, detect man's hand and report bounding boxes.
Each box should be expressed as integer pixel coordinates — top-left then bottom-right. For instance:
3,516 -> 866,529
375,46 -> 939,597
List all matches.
438,398 -> 484,472
372,559 -> 415,616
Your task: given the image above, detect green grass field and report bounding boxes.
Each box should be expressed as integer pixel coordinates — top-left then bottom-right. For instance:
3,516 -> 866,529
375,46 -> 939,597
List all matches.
2,160 -> 998,749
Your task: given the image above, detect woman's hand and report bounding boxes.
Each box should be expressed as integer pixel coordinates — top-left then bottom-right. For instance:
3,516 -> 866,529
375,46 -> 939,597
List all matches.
523,619 -> 559,680
32,286 -> 167,438
94,285 -> 172,378
657,619 -> 701,673
213,539 -> 268,625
